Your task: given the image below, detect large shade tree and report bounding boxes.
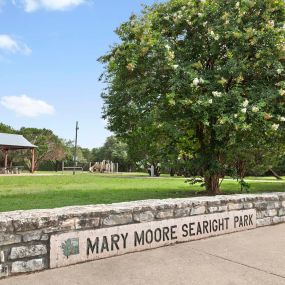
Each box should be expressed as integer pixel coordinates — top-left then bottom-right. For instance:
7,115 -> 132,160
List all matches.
100,0 -> 285,194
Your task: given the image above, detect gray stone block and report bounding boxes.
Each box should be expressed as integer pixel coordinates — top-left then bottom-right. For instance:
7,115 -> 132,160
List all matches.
133,211 -> 155,222
0,264 -> 9,278
262,194 -> 279,201
267,201 -> 280,210
207,207 -> 218,213
174,208 -> 190,218
190,206 -> 206,215
13,216 -> 58,232
41,234 -> 49,241
272,216 -> 282,224
0,218 -> 14,233
0,234 -> 21,246
218,206 -> 228,212
9,245 -> 47,260
256,217 -> 271,227
278,193 -> 285,200
228,203 -> 243,211
264,209 -> 277,217
22,231 -> 42,242
256,211 -> 265,219
102,213 -> 133,226
75,217 -> 100,229
243,203 -> 253,209
0,250 -> 5,263
59,219 -> 76,230
206,199 -> 221,206
278,208 -> 285,216
155,210 -> 173,219
11,258 -> 45,273
253,202 -> 267,210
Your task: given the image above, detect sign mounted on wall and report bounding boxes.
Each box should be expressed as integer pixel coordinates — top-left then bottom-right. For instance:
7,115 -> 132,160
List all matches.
50,209 -> 256,268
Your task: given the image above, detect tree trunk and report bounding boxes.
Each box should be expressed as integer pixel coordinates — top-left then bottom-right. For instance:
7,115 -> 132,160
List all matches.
204,175 -> 221,195
269,168 -> 282,180
154,164 -> 160,177
169,168 -> 175,177
236,159 -> 246,180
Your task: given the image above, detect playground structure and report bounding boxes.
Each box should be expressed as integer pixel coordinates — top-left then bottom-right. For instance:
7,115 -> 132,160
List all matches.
89,160 -> 119,174
61,160 -> 119,173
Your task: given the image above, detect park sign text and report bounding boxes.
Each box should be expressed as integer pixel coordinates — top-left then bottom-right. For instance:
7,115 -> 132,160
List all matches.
50,209 -> 256,268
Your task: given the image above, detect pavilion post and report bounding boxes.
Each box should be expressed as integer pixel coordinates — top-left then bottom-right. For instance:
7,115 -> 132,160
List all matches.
31,148 -> 35,174
4,149 -> 8,170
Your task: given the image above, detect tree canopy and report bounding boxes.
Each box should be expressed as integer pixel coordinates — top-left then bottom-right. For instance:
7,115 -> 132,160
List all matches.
100,0 -> 285,193
19,128 -> 66,171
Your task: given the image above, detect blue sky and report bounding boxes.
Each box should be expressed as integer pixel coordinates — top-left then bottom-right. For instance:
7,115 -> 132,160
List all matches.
0,0 -> 161,148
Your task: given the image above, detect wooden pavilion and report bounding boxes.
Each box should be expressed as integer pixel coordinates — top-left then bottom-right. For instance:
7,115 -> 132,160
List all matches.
0,133 -> 37,173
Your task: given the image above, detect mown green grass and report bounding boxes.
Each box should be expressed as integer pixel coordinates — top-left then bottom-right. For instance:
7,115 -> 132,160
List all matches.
0,173 -> 284,212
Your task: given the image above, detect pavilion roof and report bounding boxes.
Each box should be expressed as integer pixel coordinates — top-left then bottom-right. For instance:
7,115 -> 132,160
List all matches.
0,133 -> 37,150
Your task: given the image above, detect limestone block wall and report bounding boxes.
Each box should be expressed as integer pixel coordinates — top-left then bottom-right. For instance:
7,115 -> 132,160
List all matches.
0,192 -> 285,279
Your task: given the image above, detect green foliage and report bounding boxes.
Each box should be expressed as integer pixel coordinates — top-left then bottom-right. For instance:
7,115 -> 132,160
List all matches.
0,123 -> 16,134
100,0 -> 285,193
19,127 -> 66,171
238,179 -> 251,192
64,139 -> 90,163
0,124 -> 67,170
0,123 -> 130,171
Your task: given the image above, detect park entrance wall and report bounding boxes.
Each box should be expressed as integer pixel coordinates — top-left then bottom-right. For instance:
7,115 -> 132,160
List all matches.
1,192 -> 285,279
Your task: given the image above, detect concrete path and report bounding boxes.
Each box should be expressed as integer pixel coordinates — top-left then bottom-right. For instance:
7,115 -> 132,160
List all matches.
1,224 -> 285,285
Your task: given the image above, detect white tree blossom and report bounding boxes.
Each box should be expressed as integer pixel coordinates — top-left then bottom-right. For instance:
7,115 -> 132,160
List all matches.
242,99 -> 249,107
272,124 -> 279,131
212,91 -> 222,97
193,78 -> 200,86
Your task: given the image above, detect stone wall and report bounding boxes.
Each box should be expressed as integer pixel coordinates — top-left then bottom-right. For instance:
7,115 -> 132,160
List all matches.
1,192 -> 285,279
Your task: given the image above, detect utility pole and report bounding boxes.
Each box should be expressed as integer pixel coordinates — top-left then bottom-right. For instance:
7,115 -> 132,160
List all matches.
73,121 -> 79,175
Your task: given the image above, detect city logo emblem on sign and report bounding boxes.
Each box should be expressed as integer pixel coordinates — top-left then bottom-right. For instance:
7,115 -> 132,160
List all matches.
61,238 -> 79,258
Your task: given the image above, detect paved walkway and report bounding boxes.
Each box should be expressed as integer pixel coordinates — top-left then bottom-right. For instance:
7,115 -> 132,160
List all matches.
1,224 -> 285,285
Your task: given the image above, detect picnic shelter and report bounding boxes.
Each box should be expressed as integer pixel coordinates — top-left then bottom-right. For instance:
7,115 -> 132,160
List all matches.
0,133 -> 37,173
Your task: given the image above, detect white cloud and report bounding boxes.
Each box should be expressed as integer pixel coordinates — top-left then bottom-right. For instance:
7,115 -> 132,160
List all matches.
15,0 -> 86,12
0,34 -> 31,55
0,95 -> 55,117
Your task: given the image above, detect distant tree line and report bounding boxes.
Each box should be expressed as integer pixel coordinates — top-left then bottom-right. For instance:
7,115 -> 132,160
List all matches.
0,123 -> 66,172
1,122 -> 285,179
0,123 -> 132,172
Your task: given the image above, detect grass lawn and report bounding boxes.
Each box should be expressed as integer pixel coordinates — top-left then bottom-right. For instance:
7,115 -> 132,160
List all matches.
0,172 -> 284,212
